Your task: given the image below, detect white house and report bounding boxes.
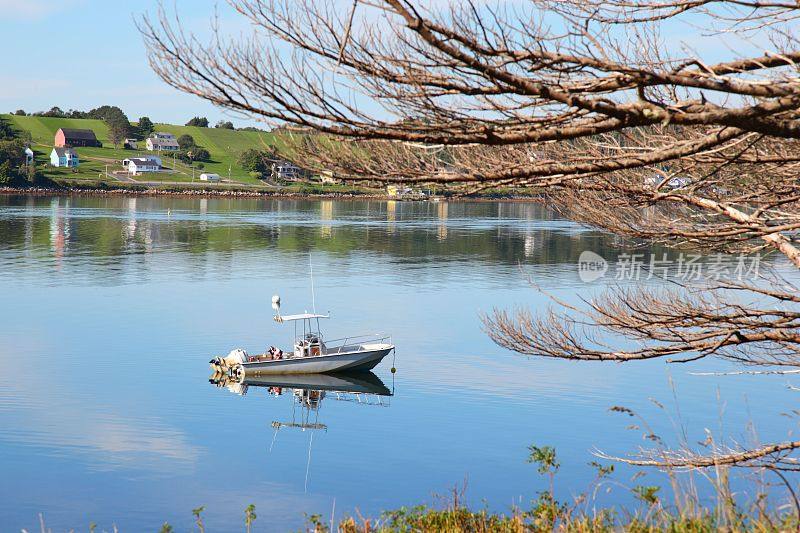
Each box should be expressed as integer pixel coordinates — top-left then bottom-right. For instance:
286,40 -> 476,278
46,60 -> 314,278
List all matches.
146,132 -> 179,151
123,157 -> 161,175
644,174 -> 691,190
387,184 -> 414,197
199,173 -> 221,182
271,160 -> 304,182
50,147 -> 79,168
24,147 -> 34,165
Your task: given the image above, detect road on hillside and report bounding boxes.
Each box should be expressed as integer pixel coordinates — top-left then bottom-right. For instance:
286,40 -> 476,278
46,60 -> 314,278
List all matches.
108,171 -> 137,183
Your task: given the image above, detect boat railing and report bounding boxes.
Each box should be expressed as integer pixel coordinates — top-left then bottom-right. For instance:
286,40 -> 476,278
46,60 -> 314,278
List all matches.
322,333 -> 392,354
331,392 -> 391,406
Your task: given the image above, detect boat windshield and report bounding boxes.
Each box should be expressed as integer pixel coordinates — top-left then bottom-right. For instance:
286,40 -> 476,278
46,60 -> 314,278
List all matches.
293,316 -> 324,344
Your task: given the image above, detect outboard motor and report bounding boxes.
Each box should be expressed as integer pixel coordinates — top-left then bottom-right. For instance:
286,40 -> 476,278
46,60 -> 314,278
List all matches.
209,348 -> 248,373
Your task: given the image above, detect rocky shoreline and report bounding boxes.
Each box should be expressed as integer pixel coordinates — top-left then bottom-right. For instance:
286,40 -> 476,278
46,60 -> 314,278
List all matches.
0,184 -> 542,202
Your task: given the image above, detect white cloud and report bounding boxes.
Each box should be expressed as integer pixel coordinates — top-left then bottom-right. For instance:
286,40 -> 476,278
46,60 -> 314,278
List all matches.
0,336 -> 202,471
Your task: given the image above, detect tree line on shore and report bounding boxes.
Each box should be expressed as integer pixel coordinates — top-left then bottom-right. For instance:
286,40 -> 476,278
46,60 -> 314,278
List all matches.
0,116 -> 36,186
11,106 -> 265,133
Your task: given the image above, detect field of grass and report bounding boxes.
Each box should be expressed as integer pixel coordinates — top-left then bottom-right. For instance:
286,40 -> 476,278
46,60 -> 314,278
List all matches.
2,114 -> 281,186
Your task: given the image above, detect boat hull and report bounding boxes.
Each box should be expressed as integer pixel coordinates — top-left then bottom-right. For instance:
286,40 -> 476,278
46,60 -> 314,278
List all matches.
240,345 -> 393,375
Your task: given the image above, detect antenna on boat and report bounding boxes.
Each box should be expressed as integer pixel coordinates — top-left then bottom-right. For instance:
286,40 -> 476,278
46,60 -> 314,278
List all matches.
305,406 -> 320,494
310,257 -> 317,314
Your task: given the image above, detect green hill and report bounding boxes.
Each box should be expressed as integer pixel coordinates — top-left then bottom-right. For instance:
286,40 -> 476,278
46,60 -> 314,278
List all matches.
2,114 -> 281,185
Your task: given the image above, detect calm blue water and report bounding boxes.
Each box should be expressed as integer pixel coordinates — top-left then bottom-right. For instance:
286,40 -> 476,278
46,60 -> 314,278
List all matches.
0,195 -> 796,531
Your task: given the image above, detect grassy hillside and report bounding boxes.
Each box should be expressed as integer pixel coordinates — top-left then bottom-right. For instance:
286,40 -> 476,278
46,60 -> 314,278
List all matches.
2,114 -> 281,185
4,115 -> 111,145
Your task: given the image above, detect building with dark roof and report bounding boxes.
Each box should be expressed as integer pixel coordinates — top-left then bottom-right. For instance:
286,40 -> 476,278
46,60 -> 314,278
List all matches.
122,157 -> 161,174
50,147 -> 79,167
146,132 -> 179,151
54,128 -> 101,148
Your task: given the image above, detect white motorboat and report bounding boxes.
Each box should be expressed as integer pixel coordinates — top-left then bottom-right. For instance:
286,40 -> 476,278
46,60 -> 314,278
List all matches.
211,309 -> 395,377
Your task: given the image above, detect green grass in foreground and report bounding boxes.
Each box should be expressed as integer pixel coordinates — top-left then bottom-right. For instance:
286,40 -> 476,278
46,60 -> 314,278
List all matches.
27,445 -> 800,532
34,496 -> 798,533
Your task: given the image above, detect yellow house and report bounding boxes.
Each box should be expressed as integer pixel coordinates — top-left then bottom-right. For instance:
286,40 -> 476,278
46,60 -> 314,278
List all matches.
319,170 -> 340,184
387,185 -> 415,197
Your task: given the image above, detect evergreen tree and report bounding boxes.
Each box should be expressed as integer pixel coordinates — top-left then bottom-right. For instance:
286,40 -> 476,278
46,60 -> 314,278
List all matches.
185,116 -> 209,127
0,117 -> 15,140
105,112 -> 131,149
137,116 -> 154,138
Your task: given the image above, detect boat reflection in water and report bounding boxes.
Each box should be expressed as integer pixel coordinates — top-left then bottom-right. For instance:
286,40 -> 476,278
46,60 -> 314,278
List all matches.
209,371 -> 392,398
209,371 -> 392,491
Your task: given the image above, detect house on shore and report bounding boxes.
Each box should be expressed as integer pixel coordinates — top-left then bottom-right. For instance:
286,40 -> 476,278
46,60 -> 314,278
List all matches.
387,184 -> 427,198
123,157 -> 161,174
644,174 -> 691,190
319,170 -> 340,184
146,132 -> 179,151
199,173 -> 221,182
123,138 -> 138,150
50,147 -> 79,167
54,128 -> 101,147
271,160 -> 304,182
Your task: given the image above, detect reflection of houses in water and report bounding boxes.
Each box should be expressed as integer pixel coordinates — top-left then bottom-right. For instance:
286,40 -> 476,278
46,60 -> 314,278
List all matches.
23,196 -> 35,250
386,200 -> 397,234
124,198 -> 137,244
523,233 -> 535,257
49,198 -> 70,267
437,201 -> 448,241
320,200 -> 333,239
143,220 -> 156,254
496,201 -> 545,221
118,197 -> 162,254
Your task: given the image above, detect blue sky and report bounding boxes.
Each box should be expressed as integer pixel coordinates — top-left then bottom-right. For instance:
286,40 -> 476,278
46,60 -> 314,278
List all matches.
0,0 -> 768,127
0,0 -> 256,126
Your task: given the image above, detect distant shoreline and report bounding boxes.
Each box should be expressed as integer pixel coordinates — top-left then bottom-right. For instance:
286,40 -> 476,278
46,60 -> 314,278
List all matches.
0,185 -> 544,202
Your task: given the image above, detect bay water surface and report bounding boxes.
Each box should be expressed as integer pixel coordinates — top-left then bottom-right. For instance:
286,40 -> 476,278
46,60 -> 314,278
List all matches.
0,195 -> 796,531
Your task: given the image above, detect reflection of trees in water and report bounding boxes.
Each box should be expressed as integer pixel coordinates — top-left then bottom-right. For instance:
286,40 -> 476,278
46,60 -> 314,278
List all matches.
0,196 -> 754,272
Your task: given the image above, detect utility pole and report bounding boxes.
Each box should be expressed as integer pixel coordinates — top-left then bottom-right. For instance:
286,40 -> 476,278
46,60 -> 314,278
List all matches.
189,151 -> 194,182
